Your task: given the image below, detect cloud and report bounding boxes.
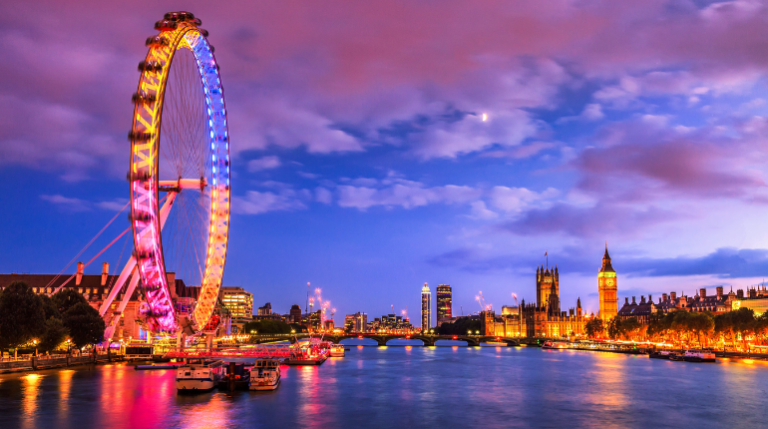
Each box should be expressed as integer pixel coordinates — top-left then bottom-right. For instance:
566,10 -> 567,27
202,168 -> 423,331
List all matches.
489,186 -> 558,213
247,156 -> 282,172
40,194 -> 90,212
233,190 -> 308,215
412,109 -> 538,160
315,187 -> 333,204
501,202 -> 678,238
41,194 -> 128,212
622,247 -> 768,279
337,182 -> 481,210
573,119 -> 766,201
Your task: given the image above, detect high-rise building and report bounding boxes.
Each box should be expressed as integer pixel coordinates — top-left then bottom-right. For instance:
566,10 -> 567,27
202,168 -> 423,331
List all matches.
421,282 -> 431,331
598,244 -> 618,321
344,312 -> 367,333
436,284 -> 452,324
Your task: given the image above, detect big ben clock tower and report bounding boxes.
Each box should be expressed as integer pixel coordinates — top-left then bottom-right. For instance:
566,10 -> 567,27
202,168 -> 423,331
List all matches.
598,243 -> 618,322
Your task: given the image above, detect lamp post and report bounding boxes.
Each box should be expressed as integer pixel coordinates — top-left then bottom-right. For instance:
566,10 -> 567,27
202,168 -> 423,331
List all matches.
66,339 -> 72,355
33,340 -> 38,357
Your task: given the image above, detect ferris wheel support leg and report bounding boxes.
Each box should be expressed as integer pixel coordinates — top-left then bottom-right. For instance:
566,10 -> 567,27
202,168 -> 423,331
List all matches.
99,257 -> 137,317
103,271 -> 141,342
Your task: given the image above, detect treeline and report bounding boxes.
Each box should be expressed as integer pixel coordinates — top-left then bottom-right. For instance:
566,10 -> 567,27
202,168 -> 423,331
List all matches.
242,319 -> 305,335
0,281 -> 105,354
435,318 -> 482,336
584,308 -> 768,349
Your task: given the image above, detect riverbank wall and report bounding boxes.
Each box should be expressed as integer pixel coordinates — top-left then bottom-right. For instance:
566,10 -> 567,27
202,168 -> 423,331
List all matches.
0,353 -> 125,374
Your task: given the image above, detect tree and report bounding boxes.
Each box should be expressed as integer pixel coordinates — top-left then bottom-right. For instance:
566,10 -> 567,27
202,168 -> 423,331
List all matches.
585,318 -> 605,338
731,307 -> 756,350
63,302 -> 105,348
620,317 -> 642,341
52,288 -> 88,315
607,316 -> 623,340
436,317 -> 482,336
0,282 -> 46,349
688,312 -> 714,348
40,294 -> 61,321
243,319 -> 294,335
39,318 -> 69,353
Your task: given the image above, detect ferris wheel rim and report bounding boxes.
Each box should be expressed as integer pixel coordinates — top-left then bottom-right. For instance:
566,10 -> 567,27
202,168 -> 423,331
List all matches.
128,13 -> 231,335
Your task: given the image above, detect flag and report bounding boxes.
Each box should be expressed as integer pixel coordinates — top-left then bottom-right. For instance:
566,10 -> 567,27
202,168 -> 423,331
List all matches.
544,251 -> 547,256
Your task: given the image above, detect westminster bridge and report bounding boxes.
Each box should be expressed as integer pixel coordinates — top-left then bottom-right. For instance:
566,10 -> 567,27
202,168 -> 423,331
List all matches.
250,333 -> 521,347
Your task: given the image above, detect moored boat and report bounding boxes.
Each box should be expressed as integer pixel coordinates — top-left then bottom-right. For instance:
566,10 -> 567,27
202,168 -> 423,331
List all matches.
649,350 -> 676,360
330,344 -> 345,357
176,358 -> 224,392
683,349 -> 716,363
250,359 -> 281,391
541,341 -> 568,350
217,362 -> 251,390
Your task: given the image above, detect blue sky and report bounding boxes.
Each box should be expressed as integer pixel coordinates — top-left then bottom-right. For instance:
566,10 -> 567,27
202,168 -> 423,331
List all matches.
2,1 -> 768,325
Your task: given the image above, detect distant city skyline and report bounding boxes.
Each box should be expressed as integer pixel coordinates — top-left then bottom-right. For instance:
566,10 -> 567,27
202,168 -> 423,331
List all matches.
3,1 -> 768,321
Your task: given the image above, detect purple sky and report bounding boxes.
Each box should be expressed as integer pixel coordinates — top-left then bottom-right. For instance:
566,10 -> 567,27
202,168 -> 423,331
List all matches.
2,1 -> 768,324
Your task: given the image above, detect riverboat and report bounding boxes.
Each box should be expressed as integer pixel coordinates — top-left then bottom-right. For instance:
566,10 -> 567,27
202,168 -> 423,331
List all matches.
217,362 -> 251,390
669,354 -> 686,361
176,358 -> 224,392
683,349 -> 716,363
250,359 -> 281,391
283,338 -> 329,365
330,344 -> 345,357
541,341 -> 569,350
648,350 -> 676,360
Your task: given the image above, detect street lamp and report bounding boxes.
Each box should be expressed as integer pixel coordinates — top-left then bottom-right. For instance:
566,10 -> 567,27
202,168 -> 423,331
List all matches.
475,330 -> 480,335
467,329 -> 472,335
33,340 -> 38,357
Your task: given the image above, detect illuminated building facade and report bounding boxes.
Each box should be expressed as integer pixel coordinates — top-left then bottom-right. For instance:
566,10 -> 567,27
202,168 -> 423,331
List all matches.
490,259 -> 585,338
344,312 -> 367,333
536,265 -> 560,315
598,245 -> 618,322
436,284 -> 452,324
220,286 -> 253,333
421,282 -> 431,331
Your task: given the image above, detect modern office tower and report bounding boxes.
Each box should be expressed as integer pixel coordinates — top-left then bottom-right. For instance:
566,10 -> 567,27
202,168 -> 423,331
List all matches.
436,284 -> 452,324
598,244 -> 618,322
220,286 -> 254,333
421,282 -> 431,331
344,312 -> 367,333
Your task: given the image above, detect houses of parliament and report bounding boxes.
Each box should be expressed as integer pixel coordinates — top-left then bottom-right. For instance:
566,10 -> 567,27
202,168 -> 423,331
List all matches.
483,246 -> 618,338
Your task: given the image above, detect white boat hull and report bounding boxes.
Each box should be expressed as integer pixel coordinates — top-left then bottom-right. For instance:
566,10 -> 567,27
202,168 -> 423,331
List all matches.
176,379 -> 217,391
250,374 -> 280,391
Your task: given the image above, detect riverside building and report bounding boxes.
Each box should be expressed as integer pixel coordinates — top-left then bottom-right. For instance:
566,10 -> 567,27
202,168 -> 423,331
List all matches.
0,262 -> 232,341
220,286 -> 253,334
436,284 -> 452,325
421,282 -> 431,331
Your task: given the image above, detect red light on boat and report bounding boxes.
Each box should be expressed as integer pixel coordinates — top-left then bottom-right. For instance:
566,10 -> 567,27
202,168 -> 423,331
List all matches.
358,335 -> 363,339
452,335 -> 458,340
406,335 -> 411,339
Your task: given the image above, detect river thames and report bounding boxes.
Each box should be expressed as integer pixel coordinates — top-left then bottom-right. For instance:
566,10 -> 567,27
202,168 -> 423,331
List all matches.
1,342 -> 766,429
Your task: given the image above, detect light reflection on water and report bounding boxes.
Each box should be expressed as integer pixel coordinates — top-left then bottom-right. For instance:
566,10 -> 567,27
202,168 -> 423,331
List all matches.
1,347 -> 767,429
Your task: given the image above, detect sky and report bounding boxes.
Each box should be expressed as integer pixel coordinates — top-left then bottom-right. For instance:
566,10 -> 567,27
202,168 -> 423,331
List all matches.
2,0 -> 768,324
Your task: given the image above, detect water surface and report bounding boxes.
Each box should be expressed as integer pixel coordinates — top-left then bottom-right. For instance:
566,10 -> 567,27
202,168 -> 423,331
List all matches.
1,342 -> 766,428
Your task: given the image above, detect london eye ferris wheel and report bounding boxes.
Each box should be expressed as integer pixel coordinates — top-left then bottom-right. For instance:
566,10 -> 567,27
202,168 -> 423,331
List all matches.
127,11 -> 231,335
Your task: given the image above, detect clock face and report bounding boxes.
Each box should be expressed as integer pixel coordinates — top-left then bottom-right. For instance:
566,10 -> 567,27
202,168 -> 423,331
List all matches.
606,279 -> 614,286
